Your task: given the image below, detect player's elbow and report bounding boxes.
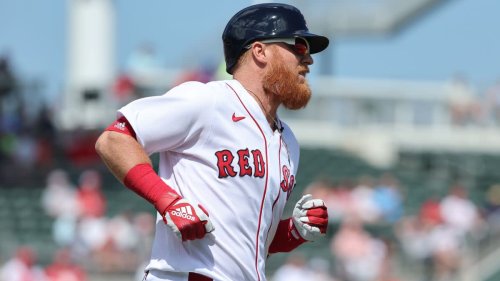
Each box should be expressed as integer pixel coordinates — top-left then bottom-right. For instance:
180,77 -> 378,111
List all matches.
95,131 -> 140,160
95,131 -> 118,160
95,132 -> 109,158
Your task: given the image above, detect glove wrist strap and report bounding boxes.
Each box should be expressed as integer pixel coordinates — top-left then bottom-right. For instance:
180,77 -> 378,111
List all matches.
290,219 -> 307,242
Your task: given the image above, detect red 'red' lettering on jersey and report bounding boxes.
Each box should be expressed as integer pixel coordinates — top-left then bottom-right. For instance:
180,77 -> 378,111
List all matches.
215,149 -> 266,178
237,148 -> 252,177
215,150 -> 237,178
252,149 -> 265,178
280,165 -> 295,200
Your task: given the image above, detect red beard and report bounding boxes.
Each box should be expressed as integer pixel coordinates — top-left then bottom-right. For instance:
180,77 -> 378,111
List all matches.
262,55 -> 312,110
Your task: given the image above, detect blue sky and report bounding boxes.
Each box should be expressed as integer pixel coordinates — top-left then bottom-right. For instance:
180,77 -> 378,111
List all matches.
0,0 -> 499,103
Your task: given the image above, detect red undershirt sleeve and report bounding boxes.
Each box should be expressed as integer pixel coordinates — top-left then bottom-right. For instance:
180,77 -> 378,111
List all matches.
268,218 -> 306,254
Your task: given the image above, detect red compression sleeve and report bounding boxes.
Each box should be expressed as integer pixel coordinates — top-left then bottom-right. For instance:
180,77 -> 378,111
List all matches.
106,116 -> 137,139
268,218 -> 306,254
123,163 -> 181,214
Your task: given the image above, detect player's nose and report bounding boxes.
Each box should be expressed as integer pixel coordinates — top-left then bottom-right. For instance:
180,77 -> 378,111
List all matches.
301,53 -> 313,65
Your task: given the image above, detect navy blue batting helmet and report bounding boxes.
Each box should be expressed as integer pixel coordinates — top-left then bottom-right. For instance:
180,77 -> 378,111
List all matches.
222,3 -> 329,74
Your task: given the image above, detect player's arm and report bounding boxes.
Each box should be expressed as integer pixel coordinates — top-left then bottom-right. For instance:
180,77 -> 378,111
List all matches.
95,120 -> 151,181
268,194 -> 328,253
95,117 -> 214,241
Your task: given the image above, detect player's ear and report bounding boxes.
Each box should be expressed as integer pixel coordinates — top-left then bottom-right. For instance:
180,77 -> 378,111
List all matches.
250,42 -> 269,67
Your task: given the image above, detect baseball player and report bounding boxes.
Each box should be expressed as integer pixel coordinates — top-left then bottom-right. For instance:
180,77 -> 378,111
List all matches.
95,3 -> 329,281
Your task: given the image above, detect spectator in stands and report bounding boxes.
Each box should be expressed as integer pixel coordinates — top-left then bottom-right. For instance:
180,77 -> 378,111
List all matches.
484,183 -> 500,235
308,257 -> 336,281
303,177 -> 333,207
0,246 -> 47,281
439,183 -> 481,237
0,54 -> 18,119
271,253 -> 315,281
44,247 -> 87,281
73,169 -> 108,265
445,73 -> 480,126
41,169 -> 79,247
65,130 -> 102,167
331,217 -> 388,281
320,179 -> 355,223
372,173 -> 404,223
76,169 -> 106,218
398,192 -> 473,281
427,221 -> 463,281
133,212 -> 156,281
34,105 -> 56,141
42,169 -> 78,218
73,214 -> 108,269
482,79 -> 500,126
395,200 -> 440,281
12,130 -> 37,169
92,210 -> 140,272
350,175 -> 381,224
420,197 -> 443,226
107,210 -> 140,254
438,183 -> 487,278
33,105 -> 57,169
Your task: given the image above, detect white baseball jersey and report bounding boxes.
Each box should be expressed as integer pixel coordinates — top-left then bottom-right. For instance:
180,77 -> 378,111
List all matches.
119,79 -> 300,281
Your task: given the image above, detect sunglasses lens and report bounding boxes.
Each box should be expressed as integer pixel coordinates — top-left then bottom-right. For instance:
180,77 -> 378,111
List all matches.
293,44 -> 308,56
292,38 -> 309,56
257,38 -> 310,56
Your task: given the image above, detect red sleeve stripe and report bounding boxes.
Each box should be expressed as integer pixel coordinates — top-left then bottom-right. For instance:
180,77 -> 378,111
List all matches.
105,116 -> 137,139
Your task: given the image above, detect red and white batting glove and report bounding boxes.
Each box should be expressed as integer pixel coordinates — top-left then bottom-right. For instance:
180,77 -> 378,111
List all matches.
162,198 -> 215,241
291,194 -> 328,241
122,163 -> 214,242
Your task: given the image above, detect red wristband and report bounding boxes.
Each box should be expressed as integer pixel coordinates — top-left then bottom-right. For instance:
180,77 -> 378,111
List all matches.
123,163 -> 181,214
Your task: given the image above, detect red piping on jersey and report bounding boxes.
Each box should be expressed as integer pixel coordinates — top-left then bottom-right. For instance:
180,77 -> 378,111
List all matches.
263,138 -> 283,254
227,83 -> 267,281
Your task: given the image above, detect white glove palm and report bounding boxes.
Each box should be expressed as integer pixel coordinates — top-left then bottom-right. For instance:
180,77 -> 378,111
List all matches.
292,194 -> 328,241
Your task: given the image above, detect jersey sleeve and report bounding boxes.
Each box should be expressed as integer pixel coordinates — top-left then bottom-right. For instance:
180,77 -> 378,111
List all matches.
118,81 -> 215,154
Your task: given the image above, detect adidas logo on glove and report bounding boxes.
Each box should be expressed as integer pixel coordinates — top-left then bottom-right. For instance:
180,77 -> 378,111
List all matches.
162,198 -> 214,241
170,206 -> 195,221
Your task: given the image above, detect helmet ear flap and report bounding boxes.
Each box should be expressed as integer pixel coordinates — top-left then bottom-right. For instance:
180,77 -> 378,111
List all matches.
222,3 -> 329,75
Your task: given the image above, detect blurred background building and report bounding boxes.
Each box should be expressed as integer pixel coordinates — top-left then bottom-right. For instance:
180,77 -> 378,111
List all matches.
1,0 -> 500,280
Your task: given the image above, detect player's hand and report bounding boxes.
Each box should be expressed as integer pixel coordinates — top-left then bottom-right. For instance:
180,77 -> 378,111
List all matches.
162,199 -> 215,241
291,194 -> 328,241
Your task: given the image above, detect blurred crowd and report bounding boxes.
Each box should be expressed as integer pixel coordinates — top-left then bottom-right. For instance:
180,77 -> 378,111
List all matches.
42,169 -> 155,276
0,54 -> 104,187
446,74 -> 500,127
1,246 -> 86,281
3,169 -> 499,281
0,168 -> 156,281
269,173 -> 500,281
